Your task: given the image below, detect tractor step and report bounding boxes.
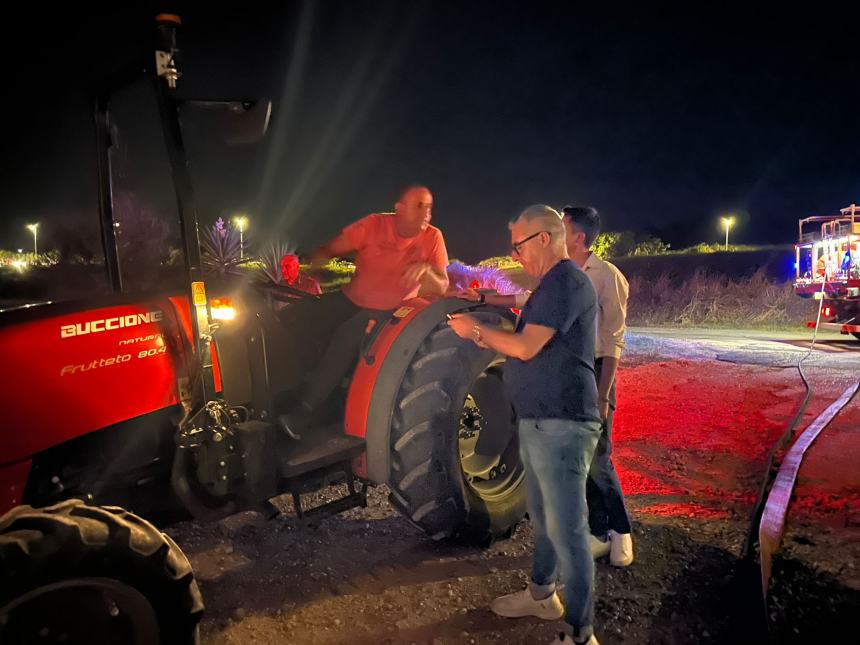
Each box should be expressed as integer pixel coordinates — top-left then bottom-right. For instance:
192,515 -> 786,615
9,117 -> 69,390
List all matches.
279,429 -> 365,478
277,426 -> 367,520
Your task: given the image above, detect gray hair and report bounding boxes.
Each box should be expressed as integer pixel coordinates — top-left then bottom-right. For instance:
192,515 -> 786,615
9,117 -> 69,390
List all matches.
509,204 -> 566,243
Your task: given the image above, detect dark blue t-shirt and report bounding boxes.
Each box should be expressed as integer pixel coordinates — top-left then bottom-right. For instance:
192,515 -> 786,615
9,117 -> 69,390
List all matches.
503,259 -> 600,422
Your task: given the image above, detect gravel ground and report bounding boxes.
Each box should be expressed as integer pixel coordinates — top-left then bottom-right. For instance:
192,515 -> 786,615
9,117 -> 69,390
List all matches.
167,338 -> 860,644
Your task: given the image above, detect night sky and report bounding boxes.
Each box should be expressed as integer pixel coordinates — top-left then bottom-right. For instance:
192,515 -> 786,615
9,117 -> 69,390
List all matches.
3,2 -> 859,263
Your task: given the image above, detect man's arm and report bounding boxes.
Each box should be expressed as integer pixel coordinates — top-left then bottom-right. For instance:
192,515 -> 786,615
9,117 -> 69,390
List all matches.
310,215 -> 376,269
448,314 -> 554,361
456,289 -> 531,307
594,265 -> 628,417
420,266 -> 449,295
404,263 -> 449,296
480,322 -> 554,361
596,356 -> 619,411
309,233 -> 355,270
414,231 -> 450,296
484,293 -> 516,306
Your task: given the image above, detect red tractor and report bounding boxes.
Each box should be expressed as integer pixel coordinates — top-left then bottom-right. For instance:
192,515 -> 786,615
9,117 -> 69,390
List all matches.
794,203 -> 860,340
0,16 -> 525,643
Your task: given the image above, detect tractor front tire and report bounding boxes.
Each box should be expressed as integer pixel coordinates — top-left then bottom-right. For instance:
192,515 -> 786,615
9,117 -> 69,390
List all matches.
0,499 -> 203,645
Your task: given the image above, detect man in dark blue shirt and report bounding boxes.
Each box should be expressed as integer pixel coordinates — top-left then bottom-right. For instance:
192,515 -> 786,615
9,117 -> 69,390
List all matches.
449,205 -> 602,645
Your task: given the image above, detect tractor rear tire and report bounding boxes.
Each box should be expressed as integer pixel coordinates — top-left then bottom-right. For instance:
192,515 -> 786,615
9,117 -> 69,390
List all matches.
388,310 -> 526,543
0,499 -> 203,645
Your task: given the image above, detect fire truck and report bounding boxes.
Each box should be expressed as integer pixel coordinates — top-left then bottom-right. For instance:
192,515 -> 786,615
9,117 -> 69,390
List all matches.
794,204 -> 860,339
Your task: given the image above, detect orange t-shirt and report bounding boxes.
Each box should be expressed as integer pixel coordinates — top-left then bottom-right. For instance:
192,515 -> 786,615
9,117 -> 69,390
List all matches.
341,213 -> 449,310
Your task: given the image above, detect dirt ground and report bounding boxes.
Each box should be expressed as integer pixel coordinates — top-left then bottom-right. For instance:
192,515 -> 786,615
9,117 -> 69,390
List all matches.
167,351 -> 860,645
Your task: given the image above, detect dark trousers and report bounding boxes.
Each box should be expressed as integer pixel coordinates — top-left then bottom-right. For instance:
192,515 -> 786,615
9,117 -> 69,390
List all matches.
299,292 -> 391,412
586,357 -> 633,536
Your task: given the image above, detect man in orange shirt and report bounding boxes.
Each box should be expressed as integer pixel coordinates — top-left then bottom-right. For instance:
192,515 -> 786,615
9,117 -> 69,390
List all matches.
281,185 -> 449,435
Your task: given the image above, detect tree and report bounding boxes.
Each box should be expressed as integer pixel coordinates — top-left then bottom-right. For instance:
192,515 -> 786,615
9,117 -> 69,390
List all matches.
633,236 -> 671,256
592,231 -> 636,258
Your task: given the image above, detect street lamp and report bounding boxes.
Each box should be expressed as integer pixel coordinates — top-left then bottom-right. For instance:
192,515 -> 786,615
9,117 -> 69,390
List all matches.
721,216 -> 735,251
233,215 -> 248,260
26,223 -> 39,256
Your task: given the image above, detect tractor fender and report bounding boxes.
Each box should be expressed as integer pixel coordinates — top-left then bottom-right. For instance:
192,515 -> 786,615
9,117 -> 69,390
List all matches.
345,296 -> 479,483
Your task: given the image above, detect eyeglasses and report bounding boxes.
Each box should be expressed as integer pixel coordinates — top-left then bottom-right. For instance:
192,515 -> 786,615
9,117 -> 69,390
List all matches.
511,230 -> 548,255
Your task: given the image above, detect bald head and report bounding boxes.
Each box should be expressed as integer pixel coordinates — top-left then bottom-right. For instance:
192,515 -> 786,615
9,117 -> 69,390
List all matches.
398,185 -> 431,203
394,185 -> 433,237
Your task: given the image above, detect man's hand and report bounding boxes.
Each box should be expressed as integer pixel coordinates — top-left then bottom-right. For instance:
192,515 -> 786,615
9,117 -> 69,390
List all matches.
456,288 -> 481,302
402,262 -> 430,286
449,314 -> 554,360
598,399 -> 610,422
447,313 -> 479,341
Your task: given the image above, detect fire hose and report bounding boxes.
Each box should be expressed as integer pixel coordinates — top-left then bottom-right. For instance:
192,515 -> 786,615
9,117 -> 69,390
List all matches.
743,276 -> 860,634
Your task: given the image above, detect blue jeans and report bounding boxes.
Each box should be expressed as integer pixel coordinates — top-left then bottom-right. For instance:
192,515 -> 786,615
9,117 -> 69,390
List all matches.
519,417 -> 602,641
587,358 -> 633,536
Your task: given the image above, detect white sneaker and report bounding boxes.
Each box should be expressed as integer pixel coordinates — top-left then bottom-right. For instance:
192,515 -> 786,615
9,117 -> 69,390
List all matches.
490,587 -> 564,620
609,530 -> 634,567
548,633 -> 600,644
589,534 -> 610,559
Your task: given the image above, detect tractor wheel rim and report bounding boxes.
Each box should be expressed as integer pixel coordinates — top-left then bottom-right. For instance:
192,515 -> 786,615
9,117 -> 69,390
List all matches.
0,577 -> 160,645
458,364 -> 525,501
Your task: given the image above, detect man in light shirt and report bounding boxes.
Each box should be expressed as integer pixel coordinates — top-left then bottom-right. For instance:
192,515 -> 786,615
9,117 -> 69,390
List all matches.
561,205 -> 633,567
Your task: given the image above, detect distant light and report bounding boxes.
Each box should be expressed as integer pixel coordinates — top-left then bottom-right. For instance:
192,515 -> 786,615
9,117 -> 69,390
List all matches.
233,215 -> 249,260
16,249 -> 22,253
721,215 -> 735,251
12,260 -> 28,272
232,215 -> 248,232
26,222 -> 39,256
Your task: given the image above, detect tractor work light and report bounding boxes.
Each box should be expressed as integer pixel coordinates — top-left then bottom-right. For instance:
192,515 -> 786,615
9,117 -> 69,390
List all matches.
210,297 -> 237,321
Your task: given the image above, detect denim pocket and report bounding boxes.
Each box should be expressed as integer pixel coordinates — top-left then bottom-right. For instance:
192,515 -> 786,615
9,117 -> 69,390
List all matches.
533,418 -> 577,436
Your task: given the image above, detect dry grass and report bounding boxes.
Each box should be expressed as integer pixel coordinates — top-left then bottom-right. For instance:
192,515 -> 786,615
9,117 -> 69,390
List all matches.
311,255 -> 812,330
499,266 -> 811,329
627,269 -> 811,329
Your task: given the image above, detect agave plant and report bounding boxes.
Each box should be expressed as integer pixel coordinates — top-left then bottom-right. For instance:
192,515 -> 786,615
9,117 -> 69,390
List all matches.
201,217 -> 244,275
257,241 -> 296,285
